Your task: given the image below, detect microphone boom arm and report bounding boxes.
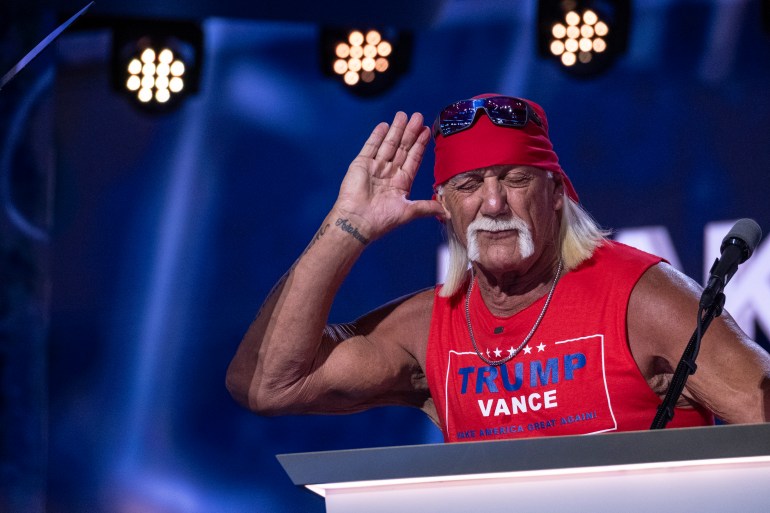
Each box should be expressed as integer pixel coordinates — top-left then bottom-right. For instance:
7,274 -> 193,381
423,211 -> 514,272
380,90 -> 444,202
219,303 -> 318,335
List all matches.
650,293 -> 725,430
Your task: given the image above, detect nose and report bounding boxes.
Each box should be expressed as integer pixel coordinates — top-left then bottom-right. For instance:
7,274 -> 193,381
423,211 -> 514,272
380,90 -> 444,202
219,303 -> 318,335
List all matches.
479,177 -> 510,217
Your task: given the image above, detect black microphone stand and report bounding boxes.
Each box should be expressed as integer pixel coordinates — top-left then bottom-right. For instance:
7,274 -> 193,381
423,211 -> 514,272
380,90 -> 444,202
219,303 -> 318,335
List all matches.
650,292 -> 725,430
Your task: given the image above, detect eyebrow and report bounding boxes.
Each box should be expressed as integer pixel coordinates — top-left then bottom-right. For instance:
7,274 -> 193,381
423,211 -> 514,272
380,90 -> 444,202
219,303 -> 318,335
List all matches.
450,167 -> 535,183
450,171 -> 483,181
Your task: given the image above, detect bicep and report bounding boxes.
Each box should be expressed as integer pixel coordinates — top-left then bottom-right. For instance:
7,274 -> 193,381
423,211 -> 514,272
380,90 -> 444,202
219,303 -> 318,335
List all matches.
291,290 -> 434,414
628,263 -> 770,423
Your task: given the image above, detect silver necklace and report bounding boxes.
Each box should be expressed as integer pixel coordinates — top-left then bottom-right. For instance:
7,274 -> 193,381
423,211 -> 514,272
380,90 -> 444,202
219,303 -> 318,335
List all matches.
465,258 -> 563,366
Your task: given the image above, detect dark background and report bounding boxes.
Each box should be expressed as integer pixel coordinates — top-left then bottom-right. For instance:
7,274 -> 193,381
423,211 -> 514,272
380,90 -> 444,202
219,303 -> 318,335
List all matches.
2,0 -> 770,511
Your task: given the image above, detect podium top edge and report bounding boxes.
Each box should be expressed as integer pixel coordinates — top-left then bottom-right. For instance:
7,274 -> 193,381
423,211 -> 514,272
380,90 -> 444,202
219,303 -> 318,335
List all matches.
277,423 -> 770,486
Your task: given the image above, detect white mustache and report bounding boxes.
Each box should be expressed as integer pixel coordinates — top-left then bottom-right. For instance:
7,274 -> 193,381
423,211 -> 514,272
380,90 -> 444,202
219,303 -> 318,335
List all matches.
466,216 -> 535,262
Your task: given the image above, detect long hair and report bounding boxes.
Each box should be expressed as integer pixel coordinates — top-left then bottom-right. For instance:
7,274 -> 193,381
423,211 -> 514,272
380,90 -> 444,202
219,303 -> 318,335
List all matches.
438,195 -> 610,297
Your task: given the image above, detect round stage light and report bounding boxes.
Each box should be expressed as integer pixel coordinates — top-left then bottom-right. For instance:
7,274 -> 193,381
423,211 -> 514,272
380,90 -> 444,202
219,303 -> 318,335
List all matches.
124,44 -> 187,107
323,28 -> 406,95
112,22 -> 202,112
538,1 -> 629,77
548,7 -> 610,69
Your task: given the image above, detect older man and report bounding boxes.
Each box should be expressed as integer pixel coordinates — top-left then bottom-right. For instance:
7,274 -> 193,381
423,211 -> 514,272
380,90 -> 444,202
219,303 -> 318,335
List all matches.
226,95 -> 770,442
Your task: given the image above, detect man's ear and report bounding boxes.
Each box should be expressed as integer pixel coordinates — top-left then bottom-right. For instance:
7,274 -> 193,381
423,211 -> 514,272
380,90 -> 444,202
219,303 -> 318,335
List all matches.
434,190 -> 452,221
551,174 -> 565,211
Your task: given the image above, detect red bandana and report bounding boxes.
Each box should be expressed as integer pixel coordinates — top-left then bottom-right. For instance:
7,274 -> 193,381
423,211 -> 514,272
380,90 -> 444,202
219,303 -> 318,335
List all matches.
433,94 -> 578,202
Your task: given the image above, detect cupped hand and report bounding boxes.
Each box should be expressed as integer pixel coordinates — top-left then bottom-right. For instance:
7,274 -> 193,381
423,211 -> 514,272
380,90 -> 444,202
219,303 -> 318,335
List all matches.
334,112 -> 445,241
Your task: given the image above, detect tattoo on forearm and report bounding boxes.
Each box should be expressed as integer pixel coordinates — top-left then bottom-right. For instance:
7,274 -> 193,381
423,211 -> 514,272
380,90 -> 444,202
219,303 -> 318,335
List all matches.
300,223 -> 329,260
335,218 -> 370,245
254,222 -> 330,320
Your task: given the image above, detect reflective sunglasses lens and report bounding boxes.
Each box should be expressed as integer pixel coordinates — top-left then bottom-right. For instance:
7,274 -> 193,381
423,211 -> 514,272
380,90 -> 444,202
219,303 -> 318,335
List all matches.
435,97 -> 534,137
485,97 -> 528,127
438,101 -> 475,135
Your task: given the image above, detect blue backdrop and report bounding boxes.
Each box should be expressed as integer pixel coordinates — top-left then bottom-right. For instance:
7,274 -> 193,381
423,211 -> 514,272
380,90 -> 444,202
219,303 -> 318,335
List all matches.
4,0 -> 770,511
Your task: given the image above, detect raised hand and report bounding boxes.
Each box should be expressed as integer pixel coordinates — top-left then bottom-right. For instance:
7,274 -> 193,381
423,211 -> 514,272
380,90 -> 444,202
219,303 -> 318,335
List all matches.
334,112 -> 445,242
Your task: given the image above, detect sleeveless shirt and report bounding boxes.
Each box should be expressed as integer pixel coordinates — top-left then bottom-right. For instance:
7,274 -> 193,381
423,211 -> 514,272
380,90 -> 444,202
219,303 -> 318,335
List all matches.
426,241 -> 713,442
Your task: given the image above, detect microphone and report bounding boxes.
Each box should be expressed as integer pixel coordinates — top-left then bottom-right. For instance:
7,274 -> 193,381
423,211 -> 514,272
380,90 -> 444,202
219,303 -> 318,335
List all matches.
700,218 -> 762,309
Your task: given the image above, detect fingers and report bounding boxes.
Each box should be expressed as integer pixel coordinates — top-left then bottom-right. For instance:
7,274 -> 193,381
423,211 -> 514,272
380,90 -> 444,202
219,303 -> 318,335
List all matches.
357,121 -> 391,160
355,111 -> 430,181
390,113 -> 428,171
358,111 -> 422,160
399,125 -> 431,181
374,111 -> 410,162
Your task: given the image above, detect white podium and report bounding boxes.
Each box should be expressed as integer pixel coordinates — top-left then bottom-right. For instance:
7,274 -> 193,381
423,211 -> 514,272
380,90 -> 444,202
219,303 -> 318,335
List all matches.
277,423 -> 770,513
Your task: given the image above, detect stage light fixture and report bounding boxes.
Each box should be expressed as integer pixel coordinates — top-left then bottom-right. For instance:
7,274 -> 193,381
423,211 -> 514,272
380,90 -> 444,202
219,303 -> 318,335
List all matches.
124,47 -> 187,105
321,28 -> 412,97
537,1 -> 630,78
111,20 -> 203,112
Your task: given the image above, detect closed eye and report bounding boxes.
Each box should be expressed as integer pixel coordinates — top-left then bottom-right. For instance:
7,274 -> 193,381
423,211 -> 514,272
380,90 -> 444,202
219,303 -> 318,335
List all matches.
501,172 -> 533,188
448,175 -> 484,192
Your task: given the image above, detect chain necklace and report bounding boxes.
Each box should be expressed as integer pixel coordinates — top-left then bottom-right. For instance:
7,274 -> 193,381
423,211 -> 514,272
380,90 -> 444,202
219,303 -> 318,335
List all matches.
465,258 -> 563,367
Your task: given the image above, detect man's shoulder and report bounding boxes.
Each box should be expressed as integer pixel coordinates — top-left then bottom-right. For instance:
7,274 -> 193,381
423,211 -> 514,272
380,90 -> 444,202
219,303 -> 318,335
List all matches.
587,240 -> 665,269
368,287 -> 436,341
380,286 -> 436,313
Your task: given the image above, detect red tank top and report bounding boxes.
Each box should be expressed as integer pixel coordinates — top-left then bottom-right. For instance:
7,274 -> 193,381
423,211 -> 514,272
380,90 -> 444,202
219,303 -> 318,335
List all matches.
426,241 -> 713,442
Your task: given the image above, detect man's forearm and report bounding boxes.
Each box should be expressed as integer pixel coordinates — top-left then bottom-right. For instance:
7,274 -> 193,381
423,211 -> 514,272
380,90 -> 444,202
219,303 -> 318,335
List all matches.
225,208 -> 370,413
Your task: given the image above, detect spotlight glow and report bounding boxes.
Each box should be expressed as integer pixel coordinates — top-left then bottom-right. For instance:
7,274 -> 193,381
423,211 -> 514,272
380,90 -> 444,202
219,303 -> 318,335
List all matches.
335,43 -> 350,59
548,7 -> 612,71
348,31 -> 364,46
128,58 -> 142,75
141,48 -> 155,63
348,58 -> 361,72
550,40 -> 565,56
377,41 -> 392,57
344,70 -> 359,85
365,30 -> 381,45
333,59 -> 348,74
158,48 -> 174,64
374,57 -> 389,72
126,75 -> 141,91
595,21 -> 609,37
138,87 -> 153,102
330,29 -> 395,89
170,61 -> 185,76
350,45 -> 363,59
155,88 -> 171,103
126,45 -> 188,106
169,77 -> 184,93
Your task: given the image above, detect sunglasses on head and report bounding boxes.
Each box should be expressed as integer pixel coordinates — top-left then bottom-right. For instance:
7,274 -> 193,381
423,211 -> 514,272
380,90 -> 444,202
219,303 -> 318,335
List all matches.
432,96 -> 543,138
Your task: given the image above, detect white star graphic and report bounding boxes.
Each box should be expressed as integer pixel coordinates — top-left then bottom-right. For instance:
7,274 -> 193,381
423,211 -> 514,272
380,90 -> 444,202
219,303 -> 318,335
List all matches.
507,347 -> 516,356
493,347 -> 502,358
536,342 -> 546,352
523,346 -> 533,355
486,348 -> 491,358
